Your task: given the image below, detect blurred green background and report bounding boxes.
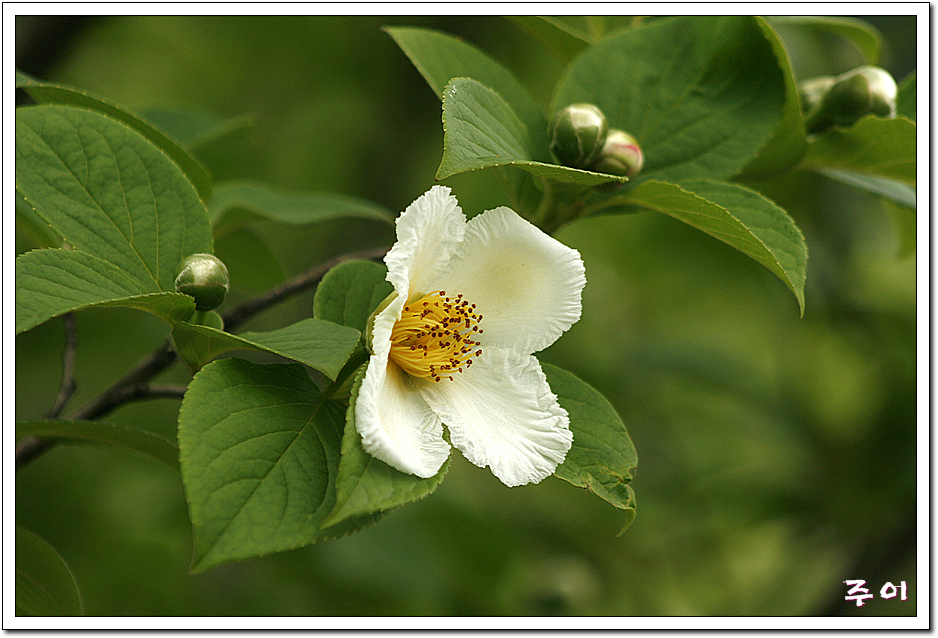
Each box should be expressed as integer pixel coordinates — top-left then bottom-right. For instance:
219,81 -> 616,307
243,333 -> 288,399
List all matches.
15,15 -> 917,616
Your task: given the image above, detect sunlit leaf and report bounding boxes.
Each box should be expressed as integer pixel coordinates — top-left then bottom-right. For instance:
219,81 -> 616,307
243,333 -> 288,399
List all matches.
439,78 -> 624,187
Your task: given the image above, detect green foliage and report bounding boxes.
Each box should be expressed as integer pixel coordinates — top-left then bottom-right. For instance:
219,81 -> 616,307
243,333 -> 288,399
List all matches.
17,420 -> 179,470
16,70 -> 214,201
803,115 -> 916,184
546,365 -> 638,534
325,368 -> 451,527
552,16 -> 786,184
14,15 -> 917,617
171,318 -> 361,376
15,527 -> 84,616
312,259 -> 393,337
15,104 -> 214,332
769,16 -> 884,65
439,77 -> 622,186
208,180 -> 395,237
178,359 -> 384,573
606,179 -> 808,315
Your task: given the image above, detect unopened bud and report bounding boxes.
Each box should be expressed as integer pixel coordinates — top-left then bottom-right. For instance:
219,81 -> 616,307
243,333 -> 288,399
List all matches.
549,103 -> 608,169
803,66 -> 898,134
590,129 -> 644,177
174,253 -> 230,311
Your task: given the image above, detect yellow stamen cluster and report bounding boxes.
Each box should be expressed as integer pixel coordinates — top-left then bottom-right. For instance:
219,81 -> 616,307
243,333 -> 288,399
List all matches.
389,290 -> 483,382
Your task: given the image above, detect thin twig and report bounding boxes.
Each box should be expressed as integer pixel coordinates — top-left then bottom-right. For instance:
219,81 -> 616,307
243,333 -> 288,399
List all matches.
16,246 -> 389,471
221,245 -> 388,332
44,312 -> 78,419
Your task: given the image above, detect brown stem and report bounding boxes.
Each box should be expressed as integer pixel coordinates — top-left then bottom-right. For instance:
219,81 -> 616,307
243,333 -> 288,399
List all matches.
44,313 -> 78,419
16,246 -> 389,470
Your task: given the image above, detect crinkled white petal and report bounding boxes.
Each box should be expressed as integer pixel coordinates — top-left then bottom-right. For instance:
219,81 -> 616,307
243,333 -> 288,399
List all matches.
384,185 -> 466,302
430,206 -> 585,355
416,347 -> 573,487
355,297 -> 451,478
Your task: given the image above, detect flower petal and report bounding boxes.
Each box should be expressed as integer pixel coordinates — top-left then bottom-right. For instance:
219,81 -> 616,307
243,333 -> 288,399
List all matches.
416,347 -> 573,487
430,207 -> 585,355
356,298 -> 451,478
385,185 -> 466,302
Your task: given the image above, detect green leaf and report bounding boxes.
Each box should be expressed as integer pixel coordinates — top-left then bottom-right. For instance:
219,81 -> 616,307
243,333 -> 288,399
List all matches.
213,227 -> 286,292
552,16 -> 786,184
171,318 -> 361,377
439,78 -> 624,187
896,71 -> 916,121
385,26 -> 549,158
137,107 -> 253,151
768,16 -> 883,65
545,365 -> 637,535
16,71 -> 213,201
739,18 -> 808,179
178,359 -> 384,573
615,179 -> 807,314
814,167 -> 916,209
325,367 -> 450,527
16,192 -> 62,249
16,420 -> 180,470
208,180 -> 394,237
16,104 -> 214,291
802,115 -> 916,185
16,249 -> 195,334
313,259 -> 393,335
15,527 -> 83,616
506,16 -> 589,63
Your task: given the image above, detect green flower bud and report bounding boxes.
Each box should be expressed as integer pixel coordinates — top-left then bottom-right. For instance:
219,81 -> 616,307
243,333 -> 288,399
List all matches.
549,103 -> 608,168
803,66 -> 898,134
174,253 -> 230,311
590,129 -> 644,177
798,76 -> 835,113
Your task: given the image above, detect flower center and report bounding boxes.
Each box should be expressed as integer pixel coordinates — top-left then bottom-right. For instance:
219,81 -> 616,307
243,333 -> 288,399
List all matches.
389,290 -> 483,382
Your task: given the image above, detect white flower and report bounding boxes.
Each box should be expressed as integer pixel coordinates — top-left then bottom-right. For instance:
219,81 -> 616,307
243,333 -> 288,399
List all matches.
356,186 -> 585,487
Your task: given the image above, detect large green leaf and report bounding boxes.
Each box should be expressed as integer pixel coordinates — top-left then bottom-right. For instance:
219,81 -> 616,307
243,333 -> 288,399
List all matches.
546,365 -> 637,534
802,116 -> 916,185
208,181 -> 394,237
739,17 -> 808,179
614,179 -> 807,314
313,259 -> 393,336
16,249 -> 196,334
171,318 -> 361,377
16,70 -> 213,201
178,359 -> 385,573
16,420 -> 179,470
385,26 -> 549,158
325,367 -> 450,527
16,105 -> 214,291
768,16 -> 883,65
552,16 -> 786,184
15,527 -> 83,616
438,78 -> 624,187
